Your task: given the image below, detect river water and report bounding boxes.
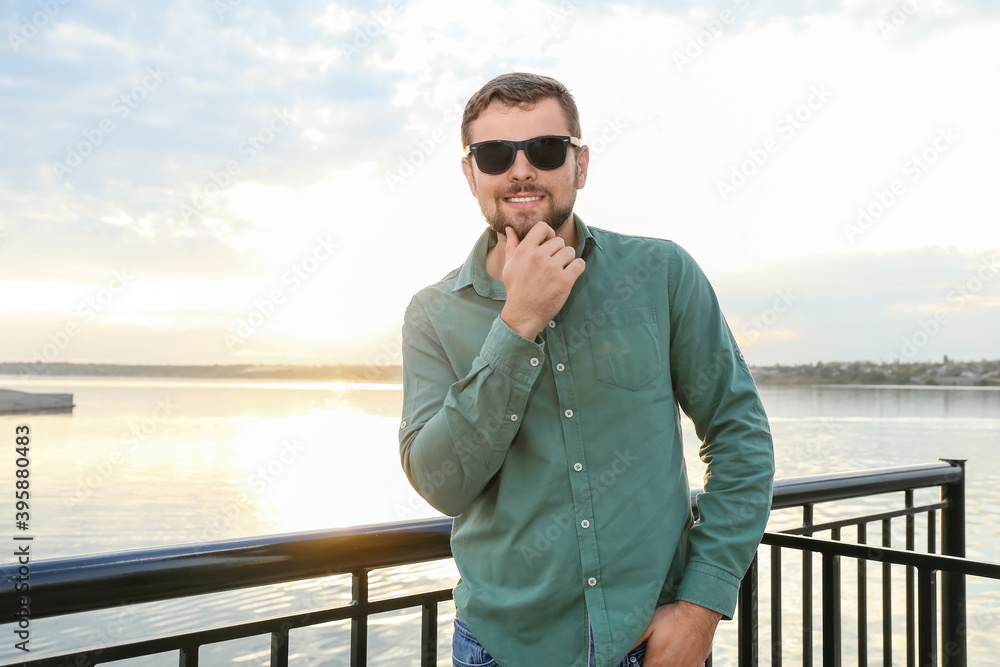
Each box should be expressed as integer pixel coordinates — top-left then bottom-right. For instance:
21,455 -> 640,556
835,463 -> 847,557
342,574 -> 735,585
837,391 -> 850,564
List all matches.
1,377 -> 998,665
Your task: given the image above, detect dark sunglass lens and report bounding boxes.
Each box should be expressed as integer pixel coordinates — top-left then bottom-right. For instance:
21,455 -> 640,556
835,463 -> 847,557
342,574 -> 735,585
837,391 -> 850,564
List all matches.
526,137 -> 567,169
476,141 -> 515,174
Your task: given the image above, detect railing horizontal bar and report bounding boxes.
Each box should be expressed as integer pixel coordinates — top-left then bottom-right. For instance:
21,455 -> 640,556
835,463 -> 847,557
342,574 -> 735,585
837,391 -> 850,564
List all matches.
763,533 -> 1000,579
15,588 -> 455,667
0,518 -> 454,621
768,461 -> 960,509
780,502 -> 947,536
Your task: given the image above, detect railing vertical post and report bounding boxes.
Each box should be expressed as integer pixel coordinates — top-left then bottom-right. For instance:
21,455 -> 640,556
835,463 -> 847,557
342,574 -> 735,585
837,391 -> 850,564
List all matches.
803,504 -> 814,667
738,552 -> 758,667
270,627 -> 290,667
857,523 -> 867,667
772,546 -> 783,667
822,531 -> 842,667
940,459 -> 967,667
882,519 -> 893,667
179,645 -> 199,667
918,567 -> 939,667
421,601 -> 438,667
906,490 -> 915,667
351,569 -> 369,667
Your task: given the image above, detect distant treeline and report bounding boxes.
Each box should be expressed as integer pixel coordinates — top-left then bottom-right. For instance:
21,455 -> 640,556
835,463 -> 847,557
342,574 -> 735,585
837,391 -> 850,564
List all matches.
2,359 -> 998,387
0,362 -> 402,383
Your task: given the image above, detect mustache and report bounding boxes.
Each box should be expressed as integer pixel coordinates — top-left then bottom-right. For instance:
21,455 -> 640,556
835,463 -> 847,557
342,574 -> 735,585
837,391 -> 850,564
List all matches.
496,185 -> 552,199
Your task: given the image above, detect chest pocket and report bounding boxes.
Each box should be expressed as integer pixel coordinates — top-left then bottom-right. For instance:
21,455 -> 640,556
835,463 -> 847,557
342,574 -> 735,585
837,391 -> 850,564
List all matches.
587,307 -> 663,390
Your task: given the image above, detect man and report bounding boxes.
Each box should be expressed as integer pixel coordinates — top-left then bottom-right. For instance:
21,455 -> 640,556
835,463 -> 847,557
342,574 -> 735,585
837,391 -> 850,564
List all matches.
398,72 -> 774,667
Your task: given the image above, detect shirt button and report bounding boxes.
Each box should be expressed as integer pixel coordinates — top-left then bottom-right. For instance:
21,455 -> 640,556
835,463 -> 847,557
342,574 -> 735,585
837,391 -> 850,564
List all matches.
573,462 -> 583,472
564,409 -> 574,419
548,320 -> 556,328
588,577 -> 597,587
556,363 -> 565,372
510,414 -> 518,422
581,519 -> 590,529
630,658 -> 637,664
399,420 -> 407,429
530,357 -> 540,367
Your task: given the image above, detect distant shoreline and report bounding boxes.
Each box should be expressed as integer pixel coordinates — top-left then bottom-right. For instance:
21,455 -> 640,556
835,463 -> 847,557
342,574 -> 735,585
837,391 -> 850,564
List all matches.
0,362 -> 401,384
1,358 -> 997,387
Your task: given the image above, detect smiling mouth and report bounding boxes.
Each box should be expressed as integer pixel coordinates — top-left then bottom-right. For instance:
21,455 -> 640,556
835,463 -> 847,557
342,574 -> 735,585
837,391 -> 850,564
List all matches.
505,196 -> 542,203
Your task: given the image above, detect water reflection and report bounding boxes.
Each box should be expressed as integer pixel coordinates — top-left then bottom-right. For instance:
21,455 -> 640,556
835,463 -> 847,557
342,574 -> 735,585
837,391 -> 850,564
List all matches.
1,378 -> 998,664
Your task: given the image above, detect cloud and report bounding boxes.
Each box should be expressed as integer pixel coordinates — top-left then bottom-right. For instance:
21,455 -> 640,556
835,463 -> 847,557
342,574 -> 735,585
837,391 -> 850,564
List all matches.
715,246 -> 1000,364
3,1 -> 1000,365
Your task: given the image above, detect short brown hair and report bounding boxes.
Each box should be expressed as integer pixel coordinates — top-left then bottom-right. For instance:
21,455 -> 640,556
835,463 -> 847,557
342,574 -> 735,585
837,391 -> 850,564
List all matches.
461,72 -> 581,148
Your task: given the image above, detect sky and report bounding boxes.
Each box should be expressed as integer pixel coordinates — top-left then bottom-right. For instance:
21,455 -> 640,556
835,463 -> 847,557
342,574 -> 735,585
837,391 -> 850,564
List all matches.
2,0 -> 998,369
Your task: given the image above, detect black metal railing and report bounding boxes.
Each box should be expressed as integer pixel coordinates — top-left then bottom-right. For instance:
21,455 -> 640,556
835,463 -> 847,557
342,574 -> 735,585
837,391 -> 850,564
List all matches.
3,459 -> 998,666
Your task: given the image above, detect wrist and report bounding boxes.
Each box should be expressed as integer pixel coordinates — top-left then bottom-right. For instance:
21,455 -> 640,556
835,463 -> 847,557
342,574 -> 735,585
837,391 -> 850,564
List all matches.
500,307 -> 543,340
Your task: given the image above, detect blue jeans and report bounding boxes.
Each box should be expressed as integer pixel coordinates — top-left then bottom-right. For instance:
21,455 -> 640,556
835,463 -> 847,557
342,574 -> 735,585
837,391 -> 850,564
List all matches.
453,617 -> 646,667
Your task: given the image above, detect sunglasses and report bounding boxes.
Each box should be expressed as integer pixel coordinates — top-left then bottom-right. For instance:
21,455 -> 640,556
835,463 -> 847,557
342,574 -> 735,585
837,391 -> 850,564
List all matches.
465,135 -> 582,175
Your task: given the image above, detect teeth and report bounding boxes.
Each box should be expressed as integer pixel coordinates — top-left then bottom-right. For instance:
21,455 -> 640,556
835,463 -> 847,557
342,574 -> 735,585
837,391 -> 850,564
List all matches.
507,196 -> 541,203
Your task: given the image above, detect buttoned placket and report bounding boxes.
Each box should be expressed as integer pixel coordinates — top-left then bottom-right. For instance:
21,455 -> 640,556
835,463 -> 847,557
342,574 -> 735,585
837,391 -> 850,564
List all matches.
541,317 -> 610,648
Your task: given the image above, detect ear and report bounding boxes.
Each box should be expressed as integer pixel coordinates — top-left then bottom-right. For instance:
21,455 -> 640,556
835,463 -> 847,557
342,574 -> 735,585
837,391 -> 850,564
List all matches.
461,155 -> 479,197
574,144 -> 590,189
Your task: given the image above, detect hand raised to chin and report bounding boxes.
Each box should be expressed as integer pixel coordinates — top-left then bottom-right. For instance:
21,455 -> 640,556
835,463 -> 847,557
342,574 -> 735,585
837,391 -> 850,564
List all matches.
498,223 -> 585,340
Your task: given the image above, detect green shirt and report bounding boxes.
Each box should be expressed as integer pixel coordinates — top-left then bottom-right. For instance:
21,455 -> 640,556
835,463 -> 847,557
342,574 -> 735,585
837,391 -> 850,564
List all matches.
399,215 -> 774,667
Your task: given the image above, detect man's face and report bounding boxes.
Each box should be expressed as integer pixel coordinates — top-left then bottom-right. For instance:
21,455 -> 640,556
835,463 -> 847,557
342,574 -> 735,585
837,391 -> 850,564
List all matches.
462,97 -> 589,241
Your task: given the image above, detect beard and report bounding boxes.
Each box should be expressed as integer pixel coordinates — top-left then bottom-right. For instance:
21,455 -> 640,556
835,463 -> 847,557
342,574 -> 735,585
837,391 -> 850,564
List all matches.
481,179 -> 578,241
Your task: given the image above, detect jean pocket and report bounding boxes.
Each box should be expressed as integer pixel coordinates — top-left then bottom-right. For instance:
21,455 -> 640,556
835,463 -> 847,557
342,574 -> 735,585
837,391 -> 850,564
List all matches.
621,641 -> 646,666
453,618 -> 499,667
588,307 -> 662,390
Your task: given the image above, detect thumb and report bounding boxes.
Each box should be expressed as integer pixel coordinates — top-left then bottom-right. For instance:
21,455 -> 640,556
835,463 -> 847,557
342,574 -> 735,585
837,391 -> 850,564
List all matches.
504,227 -> 519,254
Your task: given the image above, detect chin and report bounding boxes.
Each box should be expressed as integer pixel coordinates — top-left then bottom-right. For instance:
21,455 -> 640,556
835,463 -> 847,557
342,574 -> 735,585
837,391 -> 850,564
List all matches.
487,211 -> 567,240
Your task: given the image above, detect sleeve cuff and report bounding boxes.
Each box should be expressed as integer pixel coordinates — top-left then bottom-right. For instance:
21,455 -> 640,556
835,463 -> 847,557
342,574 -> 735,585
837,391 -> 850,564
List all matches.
479,316 -> 545,386
674,560 -> 743,620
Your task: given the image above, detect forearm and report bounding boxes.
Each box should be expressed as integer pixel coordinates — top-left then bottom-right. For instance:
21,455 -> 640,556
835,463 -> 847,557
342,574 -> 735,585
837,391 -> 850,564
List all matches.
400,310 -> 543,516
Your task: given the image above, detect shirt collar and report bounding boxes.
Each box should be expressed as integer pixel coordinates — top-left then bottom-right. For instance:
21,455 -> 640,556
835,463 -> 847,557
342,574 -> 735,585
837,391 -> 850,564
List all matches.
453,214 -> 603,299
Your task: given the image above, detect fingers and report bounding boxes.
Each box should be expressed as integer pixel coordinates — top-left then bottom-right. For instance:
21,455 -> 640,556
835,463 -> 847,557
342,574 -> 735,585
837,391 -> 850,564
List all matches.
566,257 -> 586,278
517,221 -> 555,247
504,227 -> 519,255
553,245 -> 577,267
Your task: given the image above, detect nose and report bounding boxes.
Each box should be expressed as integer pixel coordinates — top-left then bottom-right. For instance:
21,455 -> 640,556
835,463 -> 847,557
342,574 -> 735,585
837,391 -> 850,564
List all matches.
507,147 -> 536,181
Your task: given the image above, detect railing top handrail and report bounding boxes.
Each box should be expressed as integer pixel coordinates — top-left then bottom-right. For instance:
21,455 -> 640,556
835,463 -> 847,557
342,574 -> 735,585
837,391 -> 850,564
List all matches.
0,460 -> 965,621
767,458 -> 963,509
